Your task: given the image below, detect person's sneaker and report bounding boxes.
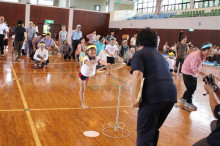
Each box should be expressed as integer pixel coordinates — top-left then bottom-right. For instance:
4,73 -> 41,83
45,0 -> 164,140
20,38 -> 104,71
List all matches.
179,98 -> 187,104
34,64 -> 37,69
1,54 -> 4,57
17,58 -> 21,62
185,103 -> 197,110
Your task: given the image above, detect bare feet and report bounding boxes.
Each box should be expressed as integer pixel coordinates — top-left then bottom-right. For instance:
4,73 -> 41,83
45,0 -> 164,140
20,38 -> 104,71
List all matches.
82,104 -> 89,109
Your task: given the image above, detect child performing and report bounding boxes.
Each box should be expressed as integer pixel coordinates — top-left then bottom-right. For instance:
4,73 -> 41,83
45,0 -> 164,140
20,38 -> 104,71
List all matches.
79,45 -> 110,108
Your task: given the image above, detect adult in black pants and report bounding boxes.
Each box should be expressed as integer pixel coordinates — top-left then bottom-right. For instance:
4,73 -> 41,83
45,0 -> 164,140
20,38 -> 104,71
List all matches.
0,16 -> 8,57
180,43 -> 212,110
131,28 -> 177,146
175,35 -> 188,73
71,24 -> 82,61
14,20 -> 27,62
193,77 -> 220,146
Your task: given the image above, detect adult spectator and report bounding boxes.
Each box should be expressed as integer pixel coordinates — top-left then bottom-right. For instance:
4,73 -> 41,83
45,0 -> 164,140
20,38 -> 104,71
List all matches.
59,25 -> 68,55
14,20 -> 27,62
125,46 -> 135,66
25,21 -> 36,56
131,27 -> 177,146
175,35 -> 188,73
130,32 -> 137,47
0,16 -> 9,57
118,40 -> 129,61
106,30 -> 114,44
86,30 -> 96,45
163,42 -> 170,54
193,76 -> 220,146
71,24 -> 82,61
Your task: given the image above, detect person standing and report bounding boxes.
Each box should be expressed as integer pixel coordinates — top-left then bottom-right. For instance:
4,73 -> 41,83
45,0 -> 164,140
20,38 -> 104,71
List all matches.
59,25 -> 68,55
86,30 -> 96,45
71,24 -> 82,61
0,16 -> 9,57
175,35 -> 188,73
180,43 -> 212,110
130,32 -> 137,47
131,27 -> 177,146
25,21 -> 36,56
14,20 -> 27,62
95,36 -> 105,56
118,40 -> 129,61
106,30 -> 114,44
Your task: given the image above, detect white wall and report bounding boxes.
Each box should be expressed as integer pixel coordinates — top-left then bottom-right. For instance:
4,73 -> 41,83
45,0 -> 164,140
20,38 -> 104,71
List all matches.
110,10 -> 136,21
70,0 -> 106,12
114,3 -> 134,11
109,16 -> 220,30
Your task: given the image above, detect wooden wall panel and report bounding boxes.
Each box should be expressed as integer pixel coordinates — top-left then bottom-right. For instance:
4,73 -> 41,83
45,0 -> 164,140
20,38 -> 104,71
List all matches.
114,28 -> 220,50
0,2 -> 25,29
30,5 -> 69,35
72,10 -> 110,41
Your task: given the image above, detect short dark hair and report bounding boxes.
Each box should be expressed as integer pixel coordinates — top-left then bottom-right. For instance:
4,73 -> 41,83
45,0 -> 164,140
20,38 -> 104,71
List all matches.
181,35 -> 187,41
79,37 -> 85,42
99,36 -> 105,42
17,20 -> 23,25
136,27 -> 158,48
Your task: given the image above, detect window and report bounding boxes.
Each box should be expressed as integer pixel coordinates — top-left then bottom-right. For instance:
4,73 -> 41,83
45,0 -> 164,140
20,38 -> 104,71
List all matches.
161,0 -> 190,11
38,0 -> 53,6
137,0 -> 156,13
194,0 -> 220,8
94,5 -> 101,11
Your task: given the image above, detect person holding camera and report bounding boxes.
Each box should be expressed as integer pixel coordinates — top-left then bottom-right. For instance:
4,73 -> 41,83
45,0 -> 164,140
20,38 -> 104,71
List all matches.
193,76 -> 220,146
180,43 -> 212,110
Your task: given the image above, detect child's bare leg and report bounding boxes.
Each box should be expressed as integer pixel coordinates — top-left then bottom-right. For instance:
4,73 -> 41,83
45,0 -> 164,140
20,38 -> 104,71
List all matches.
79,78 -> 89,108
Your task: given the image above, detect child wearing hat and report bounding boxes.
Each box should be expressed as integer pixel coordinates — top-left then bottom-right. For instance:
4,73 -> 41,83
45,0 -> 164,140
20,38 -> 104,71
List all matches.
33,42 -> 48,69
167,52 -> 175,76
79,45 -> 110,108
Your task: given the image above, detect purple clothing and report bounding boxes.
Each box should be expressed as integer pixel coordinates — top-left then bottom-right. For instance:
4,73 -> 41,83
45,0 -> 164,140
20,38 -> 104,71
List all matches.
62,44 -> 72,55
38,38 -> 53,49
32,36 -> 42,47
86,34 -> 96,44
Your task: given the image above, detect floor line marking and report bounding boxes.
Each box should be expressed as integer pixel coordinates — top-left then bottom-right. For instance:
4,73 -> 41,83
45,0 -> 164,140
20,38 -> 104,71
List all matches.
0,105 -> 134,112
11,63 -> 42,146
111,73 -> 131,83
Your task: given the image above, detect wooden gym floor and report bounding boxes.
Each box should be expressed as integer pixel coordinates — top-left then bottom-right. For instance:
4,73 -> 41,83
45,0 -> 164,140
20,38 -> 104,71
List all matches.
0,44 -> 219,146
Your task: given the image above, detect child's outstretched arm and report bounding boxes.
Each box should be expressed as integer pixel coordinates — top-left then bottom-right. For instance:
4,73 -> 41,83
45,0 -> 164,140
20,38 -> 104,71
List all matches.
99,59 -> 110,66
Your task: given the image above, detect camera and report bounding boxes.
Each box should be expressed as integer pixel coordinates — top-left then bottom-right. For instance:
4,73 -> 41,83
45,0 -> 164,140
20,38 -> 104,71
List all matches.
203,75 -> 218,92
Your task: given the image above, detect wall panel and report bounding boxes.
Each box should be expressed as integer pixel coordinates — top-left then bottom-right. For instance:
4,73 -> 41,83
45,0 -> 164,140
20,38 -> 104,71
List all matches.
72,10 -> 110,41
30,5 -> 69,35
0,2 -> 25,29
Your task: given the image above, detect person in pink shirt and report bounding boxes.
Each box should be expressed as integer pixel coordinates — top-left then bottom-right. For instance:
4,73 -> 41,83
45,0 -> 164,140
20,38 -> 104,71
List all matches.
180,42 -> 212,110
76,38 -> 85,66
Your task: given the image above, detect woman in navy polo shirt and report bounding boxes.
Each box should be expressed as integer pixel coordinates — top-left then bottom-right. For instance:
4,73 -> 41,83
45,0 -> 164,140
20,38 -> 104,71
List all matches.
131,27 -> 177,146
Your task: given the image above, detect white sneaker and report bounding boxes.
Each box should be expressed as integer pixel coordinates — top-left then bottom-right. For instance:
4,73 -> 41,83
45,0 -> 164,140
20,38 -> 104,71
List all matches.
185,103 -> 197,110
1,54 -> 4,57
179,98 -> 187,104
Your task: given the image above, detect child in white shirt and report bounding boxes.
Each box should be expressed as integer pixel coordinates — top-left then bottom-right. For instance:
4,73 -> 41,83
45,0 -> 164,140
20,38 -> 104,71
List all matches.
167,52 -> 175,76
79,45 -> 109,108
33,42 -> 48,69
105,37 -> 118,74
